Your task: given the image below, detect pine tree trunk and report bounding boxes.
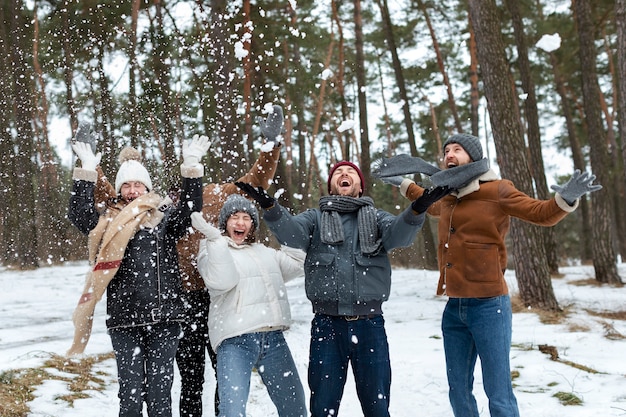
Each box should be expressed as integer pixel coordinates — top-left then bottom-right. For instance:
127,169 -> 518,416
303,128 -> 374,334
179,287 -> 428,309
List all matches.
615,0 -> 626,261
505,0 -> 560,274
4,0 -> 38,269
467,0 -> 559,310
353,0 -> 371,189
209,0 -> 244,182
574,0 -> 622,284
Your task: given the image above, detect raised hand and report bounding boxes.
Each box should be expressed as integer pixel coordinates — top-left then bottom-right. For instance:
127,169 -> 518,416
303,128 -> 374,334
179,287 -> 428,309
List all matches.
258,105 -> 284,146
183,134 -> 211,166
191,212 -> 222,240
235,181 -> 275,209
411,186 -> 452,214
73,122 -> 98,153
71,141 -> 101,171
550,169 -> 603,205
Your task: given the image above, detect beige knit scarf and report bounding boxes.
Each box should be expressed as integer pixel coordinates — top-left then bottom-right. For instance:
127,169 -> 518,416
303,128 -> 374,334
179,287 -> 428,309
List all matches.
66,192 -> 165,356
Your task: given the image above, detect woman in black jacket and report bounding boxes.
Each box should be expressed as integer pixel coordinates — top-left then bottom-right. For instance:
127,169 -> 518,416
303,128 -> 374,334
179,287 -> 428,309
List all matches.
68,136 -> 209,417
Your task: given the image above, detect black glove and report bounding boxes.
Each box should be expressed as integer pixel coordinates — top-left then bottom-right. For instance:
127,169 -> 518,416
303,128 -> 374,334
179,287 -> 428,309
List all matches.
411,186 -> 452,214
235,181 -> 275,209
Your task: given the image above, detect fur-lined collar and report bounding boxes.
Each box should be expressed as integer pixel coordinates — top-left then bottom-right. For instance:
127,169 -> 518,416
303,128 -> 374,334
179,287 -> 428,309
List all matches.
452,168 -> 499,198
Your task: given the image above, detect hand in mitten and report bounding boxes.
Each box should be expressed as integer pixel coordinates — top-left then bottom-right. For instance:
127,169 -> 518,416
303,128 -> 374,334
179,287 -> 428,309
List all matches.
258,105 -> 284,147
550,169 -> 603,205
235,181 -> 275,209
183,134 -> 211,167
73,122 -> 98,153
191,212 -> 222,241
380,175 -> 405,187
71,141 -> 101,171
411,186 -> 452,214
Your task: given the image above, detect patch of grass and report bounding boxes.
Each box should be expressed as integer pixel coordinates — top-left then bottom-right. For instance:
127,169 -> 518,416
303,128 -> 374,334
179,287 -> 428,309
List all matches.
566,321 -> 591,333
553,391 -> 583,406
584,309 -> 626,321
0,352 -> 115,417
569,278 -> 604,287
537,344 -> 602,374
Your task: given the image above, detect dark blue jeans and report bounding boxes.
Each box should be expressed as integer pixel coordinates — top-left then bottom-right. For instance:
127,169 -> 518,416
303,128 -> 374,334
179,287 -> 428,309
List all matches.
308,314 -> 391,417
109,322 -> 181,417
442,296 -> 520,417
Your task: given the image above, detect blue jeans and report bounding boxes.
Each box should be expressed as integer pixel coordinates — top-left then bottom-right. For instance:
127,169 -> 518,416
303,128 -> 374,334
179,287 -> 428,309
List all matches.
109,322 -> 181,417
216,330 -> 306,417
442,296 -> 520,417
308,314 -> 391,417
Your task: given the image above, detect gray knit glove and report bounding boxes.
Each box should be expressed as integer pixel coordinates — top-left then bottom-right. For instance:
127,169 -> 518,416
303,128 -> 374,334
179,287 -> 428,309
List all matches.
380,175 -> 405,187
551,169 -> 602,205
73,122 -> 98,153
258,105 -> 284,146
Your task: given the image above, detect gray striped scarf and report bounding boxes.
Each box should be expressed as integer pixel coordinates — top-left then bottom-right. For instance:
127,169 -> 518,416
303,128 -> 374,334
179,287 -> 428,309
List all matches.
319,195 -> 382,256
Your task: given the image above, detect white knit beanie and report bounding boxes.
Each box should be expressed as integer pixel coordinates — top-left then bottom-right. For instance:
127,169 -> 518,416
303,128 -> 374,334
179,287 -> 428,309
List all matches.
115,147 -> 153,193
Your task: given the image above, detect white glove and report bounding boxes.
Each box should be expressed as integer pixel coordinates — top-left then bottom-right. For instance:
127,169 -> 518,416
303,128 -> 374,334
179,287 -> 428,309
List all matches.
191,212 -> 221,241
71,141 -> 101,171
183,134 -> 211,167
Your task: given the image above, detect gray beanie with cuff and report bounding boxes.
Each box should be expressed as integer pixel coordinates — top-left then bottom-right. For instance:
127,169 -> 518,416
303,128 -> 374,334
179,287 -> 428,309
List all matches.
218,194 -> 260,231
443,134 -> 484,162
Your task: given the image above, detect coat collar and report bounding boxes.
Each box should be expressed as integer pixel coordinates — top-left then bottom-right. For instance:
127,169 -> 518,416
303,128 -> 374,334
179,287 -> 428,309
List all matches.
453,168 -> 499,198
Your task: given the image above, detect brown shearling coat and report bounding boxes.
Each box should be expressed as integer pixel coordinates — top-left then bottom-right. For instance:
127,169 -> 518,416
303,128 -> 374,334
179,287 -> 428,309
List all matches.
403,172 -> 576,298
93,146 -> 282,292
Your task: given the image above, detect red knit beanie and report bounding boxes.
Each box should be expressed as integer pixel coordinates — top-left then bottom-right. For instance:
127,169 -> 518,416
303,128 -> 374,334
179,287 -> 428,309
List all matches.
327,161 -> 365,196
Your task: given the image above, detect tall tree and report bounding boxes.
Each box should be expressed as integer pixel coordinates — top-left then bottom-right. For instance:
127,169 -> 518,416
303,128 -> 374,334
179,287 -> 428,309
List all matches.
208,1 -> 245,182
504,0 -> 560,274
573,0 -> 622,284
374,0 -> 437,269
4,0 -> 38,269
353,0 -> 371,190
467,0 -> 559,310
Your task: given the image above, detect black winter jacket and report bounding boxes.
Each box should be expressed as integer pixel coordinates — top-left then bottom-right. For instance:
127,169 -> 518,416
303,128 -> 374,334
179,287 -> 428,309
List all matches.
68,176 -> 202,330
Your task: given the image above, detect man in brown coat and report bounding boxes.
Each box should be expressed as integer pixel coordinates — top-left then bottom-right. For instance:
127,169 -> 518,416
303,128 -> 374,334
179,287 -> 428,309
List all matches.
375,133 -> 601,417
72,105 -> 285,417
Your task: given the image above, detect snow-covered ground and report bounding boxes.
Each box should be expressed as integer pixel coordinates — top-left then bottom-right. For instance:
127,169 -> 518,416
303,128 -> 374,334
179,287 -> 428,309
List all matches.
1,261 -> 625,416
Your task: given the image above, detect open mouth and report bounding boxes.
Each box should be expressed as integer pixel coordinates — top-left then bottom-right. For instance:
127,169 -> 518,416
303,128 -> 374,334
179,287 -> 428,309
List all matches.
233,229 -> 247,238
339,178 -> 351,187
447,162 -> 457,168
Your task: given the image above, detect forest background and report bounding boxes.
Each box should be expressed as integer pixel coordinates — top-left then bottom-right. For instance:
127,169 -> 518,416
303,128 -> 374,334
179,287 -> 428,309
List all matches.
0,0 -> 625,311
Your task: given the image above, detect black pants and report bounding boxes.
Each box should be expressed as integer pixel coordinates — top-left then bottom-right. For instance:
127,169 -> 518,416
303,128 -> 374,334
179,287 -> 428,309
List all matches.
109,322 -> 181,417
176,289 -> 219,417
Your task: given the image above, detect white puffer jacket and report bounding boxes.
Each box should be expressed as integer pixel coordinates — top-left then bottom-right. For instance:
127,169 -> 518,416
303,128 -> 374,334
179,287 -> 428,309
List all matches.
196,235 -> 305,349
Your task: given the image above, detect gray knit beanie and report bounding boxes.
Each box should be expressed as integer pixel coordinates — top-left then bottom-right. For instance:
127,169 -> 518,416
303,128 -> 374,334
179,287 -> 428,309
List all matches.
443,134 -> 483,162
218,194 -> 259,231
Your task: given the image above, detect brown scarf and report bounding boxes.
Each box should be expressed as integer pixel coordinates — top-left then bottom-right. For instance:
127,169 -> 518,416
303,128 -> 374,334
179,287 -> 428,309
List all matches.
66,192 -> 165,356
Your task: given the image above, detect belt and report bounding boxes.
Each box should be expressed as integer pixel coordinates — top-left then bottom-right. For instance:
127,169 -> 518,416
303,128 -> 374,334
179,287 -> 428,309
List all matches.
341,314 -> 378,321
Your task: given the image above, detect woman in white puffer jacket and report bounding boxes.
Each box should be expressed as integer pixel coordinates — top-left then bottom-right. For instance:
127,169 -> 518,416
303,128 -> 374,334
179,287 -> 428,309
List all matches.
191,194 -> 307,417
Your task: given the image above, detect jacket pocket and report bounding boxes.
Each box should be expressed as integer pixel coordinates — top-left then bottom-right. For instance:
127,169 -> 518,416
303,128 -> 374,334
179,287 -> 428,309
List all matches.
464,242 -> 502,282
304,252 -> 337,301
354,254 -> 391,301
